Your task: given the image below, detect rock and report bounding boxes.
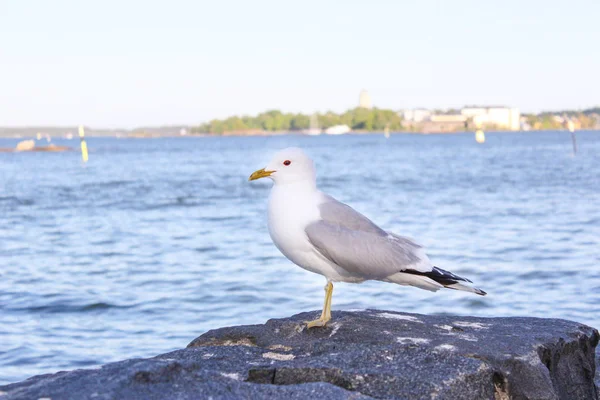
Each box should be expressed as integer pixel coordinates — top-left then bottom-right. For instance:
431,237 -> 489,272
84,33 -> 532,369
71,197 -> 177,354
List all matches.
34,144 -> 71,152
3,142 -> 71,153
596,347 -> 600,392
0,310 -> 598,400
14,140 -> 35,151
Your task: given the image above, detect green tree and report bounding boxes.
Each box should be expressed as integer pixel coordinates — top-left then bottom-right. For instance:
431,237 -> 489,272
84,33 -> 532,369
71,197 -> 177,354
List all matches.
192,107 -> 405,134
290,114 -> 310,130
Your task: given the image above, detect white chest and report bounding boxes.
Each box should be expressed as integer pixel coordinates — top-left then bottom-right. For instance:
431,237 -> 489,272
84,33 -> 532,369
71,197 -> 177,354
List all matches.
265,184 -> 364,282
267,185 -> 324,269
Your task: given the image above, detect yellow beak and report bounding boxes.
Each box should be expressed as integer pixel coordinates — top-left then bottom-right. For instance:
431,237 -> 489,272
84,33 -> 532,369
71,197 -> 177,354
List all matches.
249,168 -> 275,181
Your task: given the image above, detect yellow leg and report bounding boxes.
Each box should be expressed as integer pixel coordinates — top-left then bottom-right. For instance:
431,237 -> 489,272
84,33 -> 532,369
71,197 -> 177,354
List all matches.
306,282 -> 334,328
324,281 -> 333,320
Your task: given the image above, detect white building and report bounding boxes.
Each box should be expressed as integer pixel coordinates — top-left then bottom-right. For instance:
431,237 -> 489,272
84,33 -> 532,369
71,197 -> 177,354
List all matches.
358,90 -> 372,109
461,107 -> 520,130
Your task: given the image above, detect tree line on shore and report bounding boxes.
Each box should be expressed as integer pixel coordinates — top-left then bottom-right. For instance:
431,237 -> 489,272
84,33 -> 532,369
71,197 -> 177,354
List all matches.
192,108 -> 403,134
192,107 -> 600,134
522,107 -> 600,130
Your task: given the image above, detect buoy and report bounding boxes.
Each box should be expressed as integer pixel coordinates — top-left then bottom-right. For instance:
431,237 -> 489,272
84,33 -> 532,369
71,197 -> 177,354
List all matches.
567,120 -> 577,154
475,129 -> 485,144
79,125 -> 89,162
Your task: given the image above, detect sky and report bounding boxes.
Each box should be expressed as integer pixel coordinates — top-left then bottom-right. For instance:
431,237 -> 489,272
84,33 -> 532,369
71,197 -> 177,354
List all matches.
1,0 -> 599,128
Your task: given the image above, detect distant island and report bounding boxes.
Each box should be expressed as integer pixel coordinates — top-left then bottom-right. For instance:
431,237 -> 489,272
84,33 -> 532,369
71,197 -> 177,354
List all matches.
192,108 -> 401,135
0,106 -> 599,138
524,108 -> 600,130
191,106 -> 600,135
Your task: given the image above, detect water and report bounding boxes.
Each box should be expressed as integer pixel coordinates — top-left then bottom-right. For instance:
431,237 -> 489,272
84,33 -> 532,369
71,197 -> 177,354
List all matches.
1,131 -> 599,384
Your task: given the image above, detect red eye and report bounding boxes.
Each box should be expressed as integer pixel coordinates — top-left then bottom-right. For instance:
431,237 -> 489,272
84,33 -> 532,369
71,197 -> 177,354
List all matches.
283,160 -> 291,166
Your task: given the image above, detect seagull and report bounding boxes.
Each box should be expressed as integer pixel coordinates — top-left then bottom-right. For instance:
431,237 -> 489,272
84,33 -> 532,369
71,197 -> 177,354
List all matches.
249,147 -> 486,328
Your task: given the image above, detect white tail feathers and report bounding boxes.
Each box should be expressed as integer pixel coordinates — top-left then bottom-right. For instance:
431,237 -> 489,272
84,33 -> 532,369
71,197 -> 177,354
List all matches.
384,273 -> 443,292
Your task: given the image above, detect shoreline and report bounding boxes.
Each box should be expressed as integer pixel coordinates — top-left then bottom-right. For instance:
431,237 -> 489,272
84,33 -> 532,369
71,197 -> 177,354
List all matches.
0,128 -> 597,140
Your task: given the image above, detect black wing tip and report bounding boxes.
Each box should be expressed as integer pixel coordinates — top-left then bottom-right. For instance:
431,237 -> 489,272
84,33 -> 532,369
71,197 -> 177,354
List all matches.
405,266 -> 486,296
432,266 -> 472,283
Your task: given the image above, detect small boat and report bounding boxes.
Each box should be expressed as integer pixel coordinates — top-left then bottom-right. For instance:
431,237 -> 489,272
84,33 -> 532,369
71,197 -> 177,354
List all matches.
325,124 -> 351,135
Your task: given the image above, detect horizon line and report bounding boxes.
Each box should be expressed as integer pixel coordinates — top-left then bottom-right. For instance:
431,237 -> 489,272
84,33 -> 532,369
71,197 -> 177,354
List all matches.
1,104 -> 599,131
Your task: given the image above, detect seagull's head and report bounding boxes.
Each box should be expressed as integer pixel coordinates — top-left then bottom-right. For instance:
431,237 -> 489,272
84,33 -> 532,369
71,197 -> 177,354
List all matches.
249,147 -> 316,185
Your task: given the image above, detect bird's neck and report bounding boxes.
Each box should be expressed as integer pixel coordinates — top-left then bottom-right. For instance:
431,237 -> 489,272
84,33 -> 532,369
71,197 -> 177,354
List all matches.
269,179 -> 322,228
270,180 -> 319,205
273,179 -> 317,192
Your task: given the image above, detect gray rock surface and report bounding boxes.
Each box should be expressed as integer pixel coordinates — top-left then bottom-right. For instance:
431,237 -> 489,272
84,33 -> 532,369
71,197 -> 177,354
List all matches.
1,310 -> 598,400
596,347 -> 600,392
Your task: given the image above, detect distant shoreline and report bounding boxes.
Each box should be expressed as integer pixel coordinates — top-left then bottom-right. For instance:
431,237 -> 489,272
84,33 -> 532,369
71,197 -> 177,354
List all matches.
192,128 -> 597,138
0,128 -> 598,139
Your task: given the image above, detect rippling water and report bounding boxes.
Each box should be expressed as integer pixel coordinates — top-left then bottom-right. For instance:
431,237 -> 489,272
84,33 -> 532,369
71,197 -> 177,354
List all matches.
1,131 -> 599,384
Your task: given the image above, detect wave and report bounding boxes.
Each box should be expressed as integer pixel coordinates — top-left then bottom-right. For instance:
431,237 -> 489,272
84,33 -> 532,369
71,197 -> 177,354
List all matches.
6,302 -> 135,314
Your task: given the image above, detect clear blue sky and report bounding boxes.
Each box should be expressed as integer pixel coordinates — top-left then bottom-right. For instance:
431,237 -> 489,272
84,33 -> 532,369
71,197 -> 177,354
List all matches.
1,0 -> 598,128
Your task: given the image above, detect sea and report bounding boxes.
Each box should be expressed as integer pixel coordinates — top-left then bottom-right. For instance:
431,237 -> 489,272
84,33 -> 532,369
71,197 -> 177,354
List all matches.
0,131 -> 599,384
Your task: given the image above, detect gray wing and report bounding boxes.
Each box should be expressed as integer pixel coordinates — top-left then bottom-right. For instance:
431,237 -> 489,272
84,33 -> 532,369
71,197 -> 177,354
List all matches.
319,194 -> 386,235
306,196 -> 432,279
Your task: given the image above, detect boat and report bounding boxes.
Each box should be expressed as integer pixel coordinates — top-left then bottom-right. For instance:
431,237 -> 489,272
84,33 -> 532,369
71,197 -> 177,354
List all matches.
384,124 -> 390,139
325,124 -> 351,135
